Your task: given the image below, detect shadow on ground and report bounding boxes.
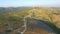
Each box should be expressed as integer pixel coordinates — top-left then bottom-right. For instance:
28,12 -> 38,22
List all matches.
0,18 -> 60,34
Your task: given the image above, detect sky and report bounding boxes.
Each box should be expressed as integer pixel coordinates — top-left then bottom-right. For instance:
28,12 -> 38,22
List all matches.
0,0 -> 60,7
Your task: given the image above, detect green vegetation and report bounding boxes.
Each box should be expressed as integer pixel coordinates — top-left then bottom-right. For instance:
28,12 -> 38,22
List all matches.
0,7 -> 60,34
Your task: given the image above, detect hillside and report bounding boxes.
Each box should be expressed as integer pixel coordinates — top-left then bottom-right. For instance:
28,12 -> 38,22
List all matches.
3,7 -> 60,28
25,7 -> 60,28
0,7 -> 60,34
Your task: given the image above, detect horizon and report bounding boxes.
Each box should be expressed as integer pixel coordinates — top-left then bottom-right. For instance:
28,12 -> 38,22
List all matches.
0,0 -> 60,7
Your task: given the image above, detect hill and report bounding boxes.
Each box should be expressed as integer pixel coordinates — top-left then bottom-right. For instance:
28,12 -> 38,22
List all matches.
5,7 -> 60,28
0,7 -> 60,34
